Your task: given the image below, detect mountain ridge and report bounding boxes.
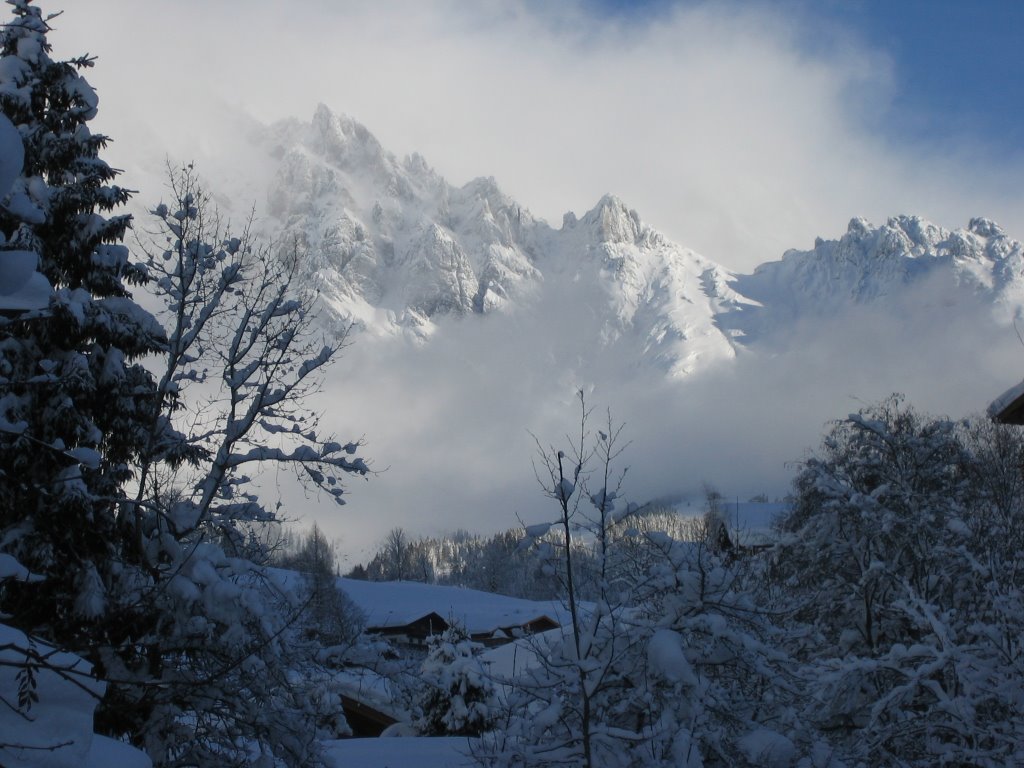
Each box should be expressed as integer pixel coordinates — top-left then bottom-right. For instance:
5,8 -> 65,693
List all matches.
253,105 -> 1024,378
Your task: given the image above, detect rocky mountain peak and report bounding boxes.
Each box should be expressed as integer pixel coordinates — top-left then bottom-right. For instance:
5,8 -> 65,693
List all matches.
720,214 -> 1024,346
311,104 -> 381,155
968,217 -> 1003,238
580,194 -> 644,245
846,216 -> 871,237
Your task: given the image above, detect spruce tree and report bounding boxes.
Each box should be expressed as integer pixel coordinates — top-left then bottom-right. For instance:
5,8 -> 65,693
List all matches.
0,0 -> 163,650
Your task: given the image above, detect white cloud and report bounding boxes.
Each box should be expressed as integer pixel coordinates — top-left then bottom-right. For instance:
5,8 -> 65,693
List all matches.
45,1 -> 1024,558
302,267 -> 1021,558
58,0 -> 1024,271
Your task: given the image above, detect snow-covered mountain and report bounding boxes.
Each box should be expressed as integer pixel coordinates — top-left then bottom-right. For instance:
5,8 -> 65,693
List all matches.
264,105 -> 544,335
253,105 -> 1024,377
719,215 -> 1024,345
258,105 -> 752,376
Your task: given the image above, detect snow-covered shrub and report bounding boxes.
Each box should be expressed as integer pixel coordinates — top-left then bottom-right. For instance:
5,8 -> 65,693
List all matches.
482,537 -> 818,768
485,393 -> 811,768
774,397 -> 1024,766
416,623 -> 496,736
774,395 -> 967,655
630,534 -> 825,768
480,392 -> 851,768
483,610 -> 652,767
488,394 -> 645,767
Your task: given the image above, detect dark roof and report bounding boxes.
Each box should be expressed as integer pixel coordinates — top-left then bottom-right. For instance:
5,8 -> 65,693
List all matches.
365,611 -> 449,640
988,379 -> 1024,424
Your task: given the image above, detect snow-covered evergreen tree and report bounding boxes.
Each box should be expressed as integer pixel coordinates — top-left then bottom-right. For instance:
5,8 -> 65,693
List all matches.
0,0 -> 163,652
416,623 -> 496,736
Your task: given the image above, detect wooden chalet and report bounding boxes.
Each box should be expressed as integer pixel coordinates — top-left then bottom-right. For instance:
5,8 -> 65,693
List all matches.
365,611 -> 449,647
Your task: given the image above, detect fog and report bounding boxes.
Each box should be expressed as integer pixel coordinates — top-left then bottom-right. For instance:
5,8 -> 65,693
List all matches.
306,270 -> 1021,561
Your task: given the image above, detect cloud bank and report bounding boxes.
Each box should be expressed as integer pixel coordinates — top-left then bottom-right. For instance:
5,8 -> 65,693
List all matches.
307,271 -> 1020,560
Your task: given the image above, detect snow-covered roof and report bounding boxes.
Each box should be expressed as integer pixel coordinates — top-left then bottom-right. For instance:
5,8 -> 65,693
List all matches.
335,577 -> 567,634
988,379 -> 1024,423
332,666 -> 408,723
478,626 -> 563,679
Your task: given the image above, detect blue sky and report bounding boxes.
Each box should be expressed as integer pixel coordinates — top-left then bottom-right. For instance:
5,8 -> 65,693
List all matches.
803,0 -> 1024,157
591,0 -> 1024,158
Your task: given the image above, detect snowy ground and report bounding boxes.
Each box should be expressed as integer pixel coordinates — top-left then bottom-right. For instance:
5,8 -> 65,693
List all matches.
0,623 -> 151,768
323,736 -> 477,768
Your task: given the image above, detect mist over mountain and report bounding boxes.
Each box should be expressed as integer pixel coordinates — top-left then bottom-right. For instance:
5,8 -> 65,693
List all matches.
259,105 -> 1024,373
722,214 -> 1024,347
174,104 -> 1024,555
